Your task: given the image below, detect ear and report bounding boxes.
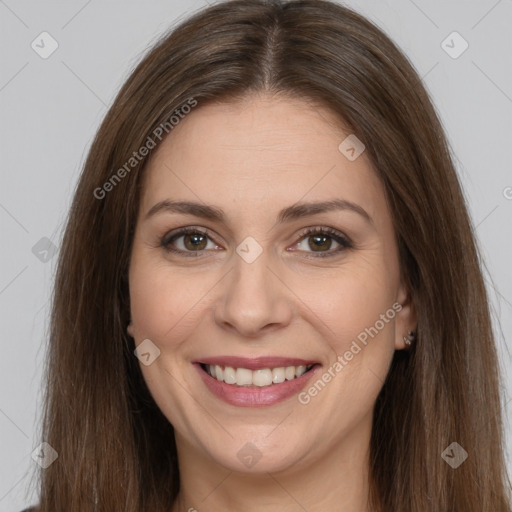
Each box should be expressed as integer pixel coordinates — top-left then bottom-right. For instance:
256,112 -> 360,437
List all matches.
394,280 -> 417,350
127,321 -> 135,338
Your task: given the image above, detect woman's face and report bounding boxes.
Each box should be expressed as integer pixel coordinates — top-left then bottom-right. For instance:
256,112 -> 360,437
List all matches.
128,94 -> 414,474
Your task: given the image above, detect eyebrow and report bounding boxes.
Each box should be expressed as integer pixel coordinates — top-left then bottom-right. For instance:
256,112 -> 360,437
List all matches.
145,198 -> 373,225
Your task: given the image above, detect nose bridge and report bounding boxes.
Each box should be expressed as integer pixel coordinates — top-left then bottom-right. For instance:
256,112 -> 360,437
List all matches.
214,239 -> 291,335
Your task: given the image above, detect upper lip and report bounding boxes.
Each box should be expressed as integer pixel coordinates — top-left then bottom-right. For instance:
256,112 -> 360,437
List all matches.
194,356 -> 319,370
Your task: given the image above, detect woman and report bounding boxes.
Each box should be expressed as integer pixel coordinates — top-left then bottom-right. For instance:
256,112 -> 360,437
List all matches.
27,0 -> 511,510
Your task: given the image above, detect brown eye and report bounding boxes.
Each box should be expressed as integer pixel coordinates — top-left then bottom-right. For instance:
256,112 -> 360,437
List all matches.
291,227 -> 352,258
161,226 -> 351,258
162,228 -> 218,256
182,232 -> 208,251
307,234 -> 333,252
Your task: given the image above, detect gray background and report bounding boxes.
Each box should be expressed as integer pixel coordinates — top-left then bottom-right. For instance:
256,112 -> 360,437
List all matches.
1,0 -> 511,509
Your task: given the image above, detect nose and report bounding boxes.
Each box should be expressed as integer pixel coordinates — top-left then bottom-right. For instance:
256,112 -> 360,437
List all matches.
213,247 -> 293,338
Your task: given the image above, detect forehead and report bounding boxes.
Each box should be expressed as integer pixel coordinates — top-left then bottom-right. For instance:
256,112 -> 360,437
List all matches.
139,94 -> 387,228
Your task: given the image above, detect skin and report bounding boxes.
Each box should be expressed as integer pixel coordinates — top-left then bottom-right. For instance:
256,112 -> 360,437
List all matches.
127,93 -> 416,512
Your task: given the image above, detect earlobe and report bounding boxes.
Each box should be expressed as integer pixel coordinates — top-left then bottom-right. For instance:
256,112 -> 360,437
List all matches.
127,322 -> 134,338
395,281 -> 417,350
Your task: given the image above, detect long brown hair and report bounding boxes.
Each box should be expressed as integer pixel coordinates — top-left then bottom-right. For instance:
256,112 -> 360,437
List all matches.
33,0 -> 511,510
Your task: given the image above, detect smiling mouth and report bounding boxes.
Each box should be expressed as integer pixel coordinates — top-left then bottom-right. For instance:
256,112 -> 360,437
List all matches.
199,363 -> 319,387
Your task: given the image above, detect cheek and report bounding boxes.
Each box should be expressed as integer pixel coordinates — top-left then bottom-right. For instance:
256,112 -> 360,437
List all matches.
300,257 -> 397,337
128,254 -> 216,346
129,268 -> 171,338
330,283 -> 395,355
296,268 -> 398,417
295,256 -> 399,386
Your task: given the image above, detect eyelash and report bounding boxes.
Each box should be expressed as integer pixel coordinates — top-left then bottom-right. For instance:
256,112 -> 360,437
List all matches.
160,226 -> 353,259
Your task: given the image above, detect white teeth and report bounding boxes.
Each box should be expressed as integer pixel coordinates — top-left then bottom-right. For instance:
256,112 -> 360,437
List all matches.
223,366 -> 237,384
272,367 -> 285,383
253,369 -> 273,387
285,366 -> 295,380
204,364 -> 314,387
235,368 -> 253,386
296,365 -> 307,377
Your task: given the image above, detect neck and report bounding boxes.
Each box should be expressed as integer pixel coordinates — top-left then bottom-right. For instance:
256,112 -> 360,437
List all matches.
171,420 -> 372,512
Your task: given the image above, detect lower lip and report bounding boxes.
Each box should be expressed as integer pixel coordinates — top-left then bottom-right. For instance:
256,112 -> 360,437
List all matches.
194,363 -> 322,407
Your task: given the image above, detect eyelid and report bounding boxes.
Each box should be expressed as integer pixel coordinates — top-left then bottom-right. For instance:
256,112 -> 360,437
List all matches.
289,226 -> 352,257
160,225 -> 353,258
161,226 -> 220,255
